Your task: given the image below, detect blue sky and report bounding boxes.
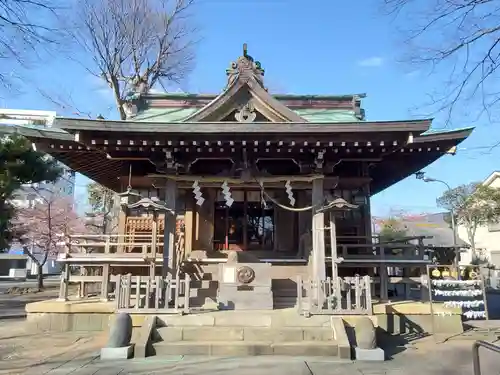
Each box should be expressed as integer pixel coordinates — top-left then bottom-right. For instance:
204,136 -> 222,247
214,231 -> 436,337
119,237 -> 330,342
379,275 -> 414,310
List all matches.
3,0 -> 500,216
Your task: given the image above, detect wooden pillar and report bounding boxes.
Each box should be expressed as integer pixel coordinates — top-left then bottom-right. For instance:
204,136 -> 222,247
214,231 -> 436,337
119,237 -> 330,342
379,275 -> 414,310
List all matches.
150,212 -> 158,279
362,183 -> 372,244
163,179 -> 177,277
275,191 -> 296,253
329,211 -> 338,280
379,247 -> 389,300
312,178 -> 326,281
117,209 -> 127,253
195,188 -> 215,251
184,197 -> 194,257
100,264 -> 110,301
243,191 -> 248,250
58,264 -> 70,301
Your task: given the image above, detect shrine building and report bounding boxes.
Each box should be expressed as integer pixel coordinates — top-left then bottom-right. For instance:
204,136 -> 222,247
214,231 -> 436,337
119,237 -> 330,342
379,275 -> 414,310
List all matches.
5,45 -> 472,315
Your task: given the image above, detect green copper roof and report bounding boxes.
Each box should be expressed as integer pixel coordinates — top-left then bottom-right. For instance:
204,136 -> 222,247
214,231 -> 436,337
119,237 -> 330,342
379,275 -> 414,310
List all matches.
0,123 -> 72,140
421,126 -> 475,135
132,107 -> 361,123
132,107 -> 198,122
142,92 -> 367,100
294,109 -> 361,122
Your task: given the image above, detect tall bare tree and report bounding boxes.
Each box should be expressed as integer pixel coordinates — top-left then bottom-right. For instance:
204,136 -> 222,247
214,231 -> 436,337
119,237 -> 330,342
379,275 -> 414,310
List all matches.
68,0 -> 196,120
383,0 -> 500,124
0,0 -> 63,87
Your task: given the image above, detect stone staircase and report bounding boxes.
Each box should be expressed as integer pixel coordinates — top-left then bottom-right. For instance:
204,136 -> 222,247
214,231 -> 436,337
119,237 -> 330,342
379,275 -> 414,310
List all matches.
273,287 -> 299,309
148,310 -> 342,357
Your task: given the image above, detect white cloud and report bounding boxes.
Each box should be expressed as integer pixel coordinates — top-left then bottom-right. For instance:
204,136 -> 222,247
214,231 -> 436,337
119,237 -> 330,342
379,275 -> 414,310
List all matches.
404,70 -> 420,79
357,57 -> 384,67
148,88 -> 165,94
87,74 -> 114,100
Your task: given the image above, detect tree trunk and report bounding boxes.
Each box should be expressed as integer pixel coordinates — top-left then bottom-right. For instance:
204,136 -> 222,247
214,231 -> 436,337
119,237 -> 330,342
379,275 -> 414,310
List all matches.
466,225 -> 476,260
37,264 -> 44,291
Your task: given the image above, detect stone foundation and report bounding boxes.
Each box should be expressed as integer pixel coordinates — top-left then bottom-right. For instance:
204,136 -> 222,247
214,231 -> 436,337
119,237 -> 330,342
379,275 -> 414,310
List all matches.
371,302 -> 463,335
25,299 -> 464,338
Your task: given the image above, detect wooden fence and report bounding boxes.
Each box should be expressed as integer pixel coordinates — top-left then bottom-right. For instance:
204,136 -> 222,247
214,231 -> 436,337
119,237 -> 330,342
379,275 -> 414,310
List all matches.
115,274 -> 191,314
297,275 -> 373,315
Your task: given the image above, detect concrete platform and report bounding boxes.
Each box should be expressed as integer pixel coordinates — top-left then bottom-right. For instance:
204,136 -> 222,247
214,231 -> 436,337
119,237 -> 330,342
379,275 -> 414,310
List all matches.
24,299 -> 464,336
26,298 -> 115,314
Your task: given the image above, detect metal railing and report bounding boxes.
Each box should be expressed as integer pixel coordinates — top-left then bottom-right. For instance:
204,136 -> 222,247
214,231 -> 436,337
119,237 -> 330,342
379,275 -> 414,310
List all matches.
473,340 -> 500,375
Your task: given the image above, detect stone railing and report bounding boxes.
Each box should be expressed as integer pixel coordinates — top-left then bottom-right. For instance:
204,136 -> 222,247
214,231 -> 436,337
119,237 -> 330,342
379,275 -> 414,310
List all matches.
297,275 -> 373,315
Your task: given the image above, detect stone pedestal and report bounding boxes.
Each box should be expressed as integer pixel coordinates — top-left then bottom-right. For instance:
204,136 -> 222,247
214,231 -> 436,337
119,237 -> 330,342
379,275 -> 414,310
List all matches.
353,317 -> 385,361
100,344 -> 135,360
355,347 -> 385,361
218,252 -> 273,310
100,312 -> 134,360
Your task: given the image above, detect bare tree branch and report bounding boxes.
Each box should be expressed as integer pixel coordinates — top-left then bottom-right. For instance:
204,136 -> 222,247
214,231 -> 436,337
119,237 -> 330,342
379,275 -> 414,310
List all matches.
0,0 -> 65,88
65,0 -> 197,120
383,0 -> 500,125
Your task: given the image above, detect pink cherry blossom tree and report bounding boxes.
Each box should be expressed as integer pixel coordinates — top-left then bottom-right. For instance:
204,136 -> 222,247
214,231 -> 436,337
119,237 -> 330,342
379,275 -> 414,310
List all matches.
13,186 -> 85,290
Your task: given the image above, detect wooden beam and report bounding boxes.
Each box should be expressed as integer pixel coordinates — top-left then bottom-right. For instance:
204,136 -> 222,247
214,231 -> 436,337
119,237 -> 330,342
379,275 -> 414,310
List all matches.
139,176 -> 371,190
149,174 -> 326,183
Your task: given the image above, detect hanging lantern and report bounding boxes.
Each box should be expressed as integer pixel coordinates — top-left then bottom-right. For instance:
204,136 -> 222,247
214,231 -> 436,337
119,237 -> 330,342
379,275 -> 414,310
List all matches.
221,181 -> 234,207
192,180 -> 205,206
285,180 -> 295,206
118,164 -> 142,207
118,186 -> 142,207
353,194 -> 366,205
127,196 -> 174,214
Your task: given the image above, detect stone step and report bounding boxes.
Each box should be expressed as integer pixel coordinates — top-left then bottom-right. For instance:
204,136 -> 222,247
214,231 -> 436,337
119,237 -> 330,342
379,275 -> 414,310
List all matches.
272,288 -> 298,297
273,296 -> 298,307
156,311 -> 332,328
153,340 -> 339,356
156,326 -> 334,342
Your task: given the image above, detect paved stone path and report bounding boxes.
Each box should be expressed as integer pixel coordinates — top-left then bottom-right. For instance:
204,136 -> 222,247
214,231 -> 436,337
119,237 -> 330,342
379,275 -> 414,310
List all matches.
0,278 -> 60,319
4,337 -> 499,374
0,318 -> 498,374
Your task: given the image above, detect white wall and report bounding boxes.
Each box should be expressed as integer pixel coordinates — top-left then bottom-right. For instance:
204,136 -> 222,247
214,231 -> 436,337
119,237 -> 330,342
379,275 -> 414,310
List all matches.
27,256 -> 61,276
0,109 -> 56,127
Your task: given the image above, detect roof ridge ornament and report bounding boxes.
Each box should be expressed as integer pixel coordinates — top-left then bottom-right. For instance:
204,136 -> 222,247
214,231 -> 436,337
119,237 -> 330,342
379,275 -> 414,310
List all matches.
226,43 -> 265,87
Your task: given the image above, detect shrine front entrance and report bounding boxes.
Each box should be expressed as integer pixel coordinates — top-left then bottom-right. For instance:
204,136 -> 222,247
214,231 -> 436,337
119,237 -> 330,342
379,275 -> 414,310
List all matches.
213,189 -> 275,251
